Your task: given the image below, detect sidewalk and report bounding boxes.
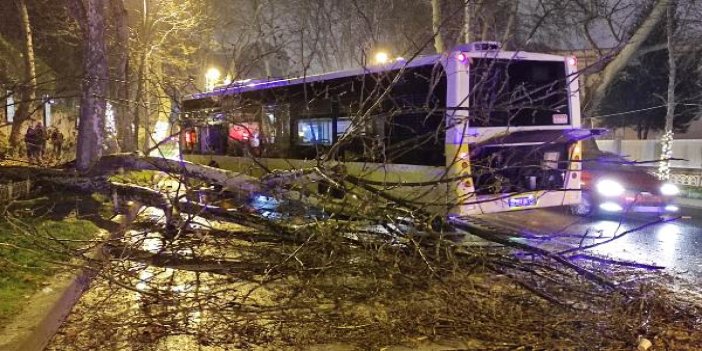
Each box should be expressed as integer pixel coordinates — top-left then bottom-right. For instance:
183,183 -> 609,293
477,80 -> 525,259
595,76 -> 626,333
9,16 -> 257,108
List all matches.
676,196 -> 702,210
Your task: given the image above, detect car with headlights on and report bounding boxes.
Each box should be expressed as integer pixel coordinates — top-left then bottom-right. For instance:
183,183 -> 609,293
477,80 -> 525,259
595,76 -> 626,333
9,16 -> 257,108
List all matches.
570,150 -> 680,216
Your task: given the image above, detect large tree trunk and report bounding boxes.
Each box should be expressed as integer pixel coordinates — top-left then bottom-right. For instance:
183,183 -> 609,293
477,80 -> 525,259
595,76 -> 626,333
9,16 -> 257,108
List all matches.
132,54 -> 146,152
134,0 -> 151,154
110,0 -> 134,152
501,0 -> 519,49
76,0 -> 108,171
463,0 -> 472,44
9,0 -> 37,154
584,0 -> 670,118
431,0 -> 444,53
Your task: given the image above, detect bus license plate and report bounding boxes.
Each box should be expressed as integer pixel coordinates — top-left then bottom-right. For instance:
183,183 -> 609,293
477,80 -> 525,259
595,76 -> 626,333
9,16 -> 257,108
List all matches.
509,195 -> 536,208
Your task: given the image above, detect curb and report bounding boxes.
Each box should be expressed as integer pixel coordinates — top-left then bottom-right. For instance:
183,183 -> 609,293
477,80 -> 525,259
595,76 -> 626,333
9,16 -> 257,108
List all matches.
0,208 -> 137,351
0,269 -> 95,351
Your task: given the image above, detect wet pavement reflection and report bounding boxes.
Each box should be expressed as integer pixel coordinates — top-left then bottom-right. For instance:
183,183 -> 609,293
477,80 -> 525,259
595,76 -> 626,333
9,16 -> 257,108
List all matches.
486,206 -> 702,282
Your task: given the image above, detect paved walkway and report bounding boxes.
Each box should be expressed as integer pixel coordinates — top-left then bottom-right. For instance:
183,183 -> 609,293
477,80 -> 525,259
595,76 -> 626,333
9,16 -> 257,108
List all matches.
677,196 -> 702,209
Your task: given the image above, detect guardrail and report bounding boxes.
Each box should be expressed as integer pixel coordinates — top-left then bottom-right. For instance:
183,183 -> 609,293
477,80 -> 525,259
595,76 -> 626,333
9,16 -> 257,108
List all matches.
0,180 -> 32,203
670,172 -> 701,187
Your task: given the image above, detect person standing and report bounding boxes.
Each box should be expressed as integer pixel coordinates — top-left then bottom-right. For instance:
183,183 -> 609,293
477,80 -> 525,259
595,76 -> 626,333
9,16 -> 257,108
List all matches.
50,128 -> 64,159
34,122 -> 46,161
24,123 -> 36,162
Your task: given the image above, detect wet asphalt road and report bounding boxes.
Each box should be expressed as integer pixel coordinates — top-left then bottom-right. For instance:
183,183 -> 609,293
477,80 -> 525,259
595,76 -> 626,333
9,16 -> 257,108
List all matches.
482,205 -> 702,282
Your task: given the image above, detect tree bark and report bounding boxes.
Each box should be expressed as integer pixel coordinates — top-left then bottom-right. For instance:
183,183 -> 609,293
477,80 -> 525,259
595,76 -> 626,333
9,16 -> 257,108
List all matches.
76,0 -> 108,171
463,0 -> 472,44
501,0 -> 519,49
9,0 -> 37,154
663,3 -> 676,134
584,0 -> 670,117
110,0 -> 134,152
659,1 -> 676,180
431,0 -> 444,53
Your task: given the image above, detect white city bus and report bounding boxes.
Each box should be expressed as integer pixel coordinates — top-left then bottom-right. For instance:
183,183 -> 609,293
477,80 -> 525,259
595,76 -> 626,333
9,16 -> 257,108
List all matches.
180,42 -> 592,217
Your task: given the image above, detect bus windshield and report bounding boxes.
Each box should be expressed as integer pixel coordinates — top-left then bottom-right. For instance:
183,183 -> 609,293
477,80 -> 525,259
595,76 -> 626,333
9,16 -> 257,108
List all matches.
469,58 -> 569,127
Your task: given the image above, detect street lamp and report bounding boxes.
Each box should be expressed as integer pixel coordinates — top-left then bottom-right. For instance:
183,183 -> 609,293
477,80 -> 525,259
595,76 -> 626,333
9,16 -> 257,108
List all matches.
373,51 -> 389,64
205,68 -> 221,91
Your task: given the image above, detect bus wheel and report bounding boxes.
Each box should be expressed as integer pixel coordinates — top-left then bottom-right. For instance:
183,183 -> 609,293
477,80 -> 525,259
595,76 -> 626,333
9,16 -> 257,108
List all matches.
570,191 -> 594,217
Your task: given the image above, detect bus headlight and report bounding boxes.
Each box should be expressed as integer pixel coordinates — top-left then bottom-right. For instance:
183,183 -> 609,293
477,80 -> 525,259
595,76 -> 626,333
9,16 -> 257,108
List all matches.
660,183 -> 680,196
596,179 -> 625,197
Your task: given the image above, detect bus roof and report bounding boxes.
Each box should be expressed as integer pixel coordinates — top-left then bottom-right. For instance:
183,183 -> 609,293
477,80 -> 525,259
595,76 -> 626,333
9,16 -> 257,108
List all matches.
186,50 -> 568,101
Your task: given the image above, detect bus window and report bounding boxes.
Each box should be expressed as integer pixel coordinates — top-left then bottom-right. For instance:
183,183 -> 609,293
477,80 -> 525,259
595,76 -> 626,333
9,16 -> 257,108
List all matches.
384,113 -> 445,166
228,122 -> 260,156
261,107 -> 276,143
336,118 -> 351,137
469,58 -> 569,127
259,104 -> 291,157
229,122 -> 259,142
182,128 -> 198,154
297,118 -> 333,145
200,124 -> 227,154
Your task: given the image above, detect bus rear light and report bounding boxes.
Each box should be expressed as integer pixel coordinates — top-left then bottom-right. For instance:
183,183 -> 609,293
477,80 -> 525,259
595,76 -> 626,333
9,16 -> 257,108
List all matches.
567,56 -> 577,67
456,52 -> 468,63
572,142 -> 581,156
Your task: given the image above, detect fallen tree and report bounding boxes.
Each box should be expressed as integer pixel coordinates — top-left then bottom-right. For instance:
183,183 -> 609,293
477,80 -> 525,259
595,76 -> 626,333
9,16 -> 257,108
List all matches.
2,154 -> 701,350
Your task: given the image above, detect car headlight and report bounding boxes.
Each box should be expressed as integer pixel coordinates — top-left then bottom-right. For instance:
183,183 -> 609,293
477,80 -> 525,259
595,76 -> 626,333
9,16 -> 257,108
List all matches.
596,179 -> 625,196
660,183 -> 680,196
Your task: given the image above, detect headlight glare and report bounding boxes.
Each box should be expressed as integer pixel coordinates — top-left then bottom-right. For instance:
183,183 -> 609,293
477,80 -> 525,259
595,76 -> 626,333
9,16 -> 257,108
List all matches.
596,179 -> 625,196
660,183 -> 680,196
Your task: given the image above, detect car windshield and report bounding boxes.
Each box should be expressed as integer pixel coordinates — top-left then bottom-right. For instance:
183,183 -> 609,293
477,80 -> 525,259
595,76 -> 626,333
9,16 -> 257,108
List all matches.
583,152 -> 635,171
583,145 -> 637,171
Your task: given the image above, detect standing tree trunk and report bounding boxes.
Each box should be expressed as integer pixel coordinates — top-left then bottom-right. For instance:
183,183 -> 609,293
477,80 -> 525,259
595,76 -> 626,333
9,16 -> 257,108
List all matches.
658,1 -> 676,180
76,0 -> 108,171
135,0 -> 151,154
584,0 -> 670,118
431,0 -> 444,53
463,0 -> 472,43
141,55 -> 151,154
501,0 -> 519,49
133,54 -> 145,152
9,0 -> 37,155
111,0 -> 134,152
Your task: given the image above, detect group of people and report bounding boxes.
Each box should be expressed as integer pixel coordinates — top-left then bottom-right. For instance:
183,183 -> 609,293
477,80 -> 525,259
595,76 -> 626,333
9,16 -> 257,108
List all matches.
24,121 -> 64,163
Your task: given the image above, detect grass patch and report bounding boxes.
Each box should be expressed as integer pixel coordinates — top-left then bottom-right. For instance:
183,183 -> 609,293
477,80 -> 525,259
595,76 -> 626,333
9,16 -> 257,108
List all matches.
0,218 -> 100,325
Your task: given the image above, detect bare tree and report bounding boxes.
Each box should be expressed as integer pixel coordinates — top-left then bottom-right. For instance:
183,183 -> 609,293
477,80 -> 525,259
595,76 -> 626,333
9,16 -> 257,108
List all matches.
584,0 -> 671,117
8,0 -> 37,155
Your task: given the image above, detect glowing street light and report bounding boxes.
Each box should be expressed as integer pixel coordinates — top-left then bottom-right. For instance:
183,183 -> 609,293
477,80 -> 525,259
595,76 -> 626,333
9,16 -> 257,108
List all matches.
373,51 -> 389,64
205,67 -> 221,91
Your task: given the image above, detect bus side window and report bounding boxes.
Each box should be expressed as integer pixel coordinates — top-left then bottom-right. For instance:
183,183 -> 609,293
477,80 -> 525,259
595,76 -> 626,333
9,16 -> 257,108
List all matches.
296,118 -> 333,145
182,128 -> 198,154
259,104 -> 291,158
200,124 -> 227,155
